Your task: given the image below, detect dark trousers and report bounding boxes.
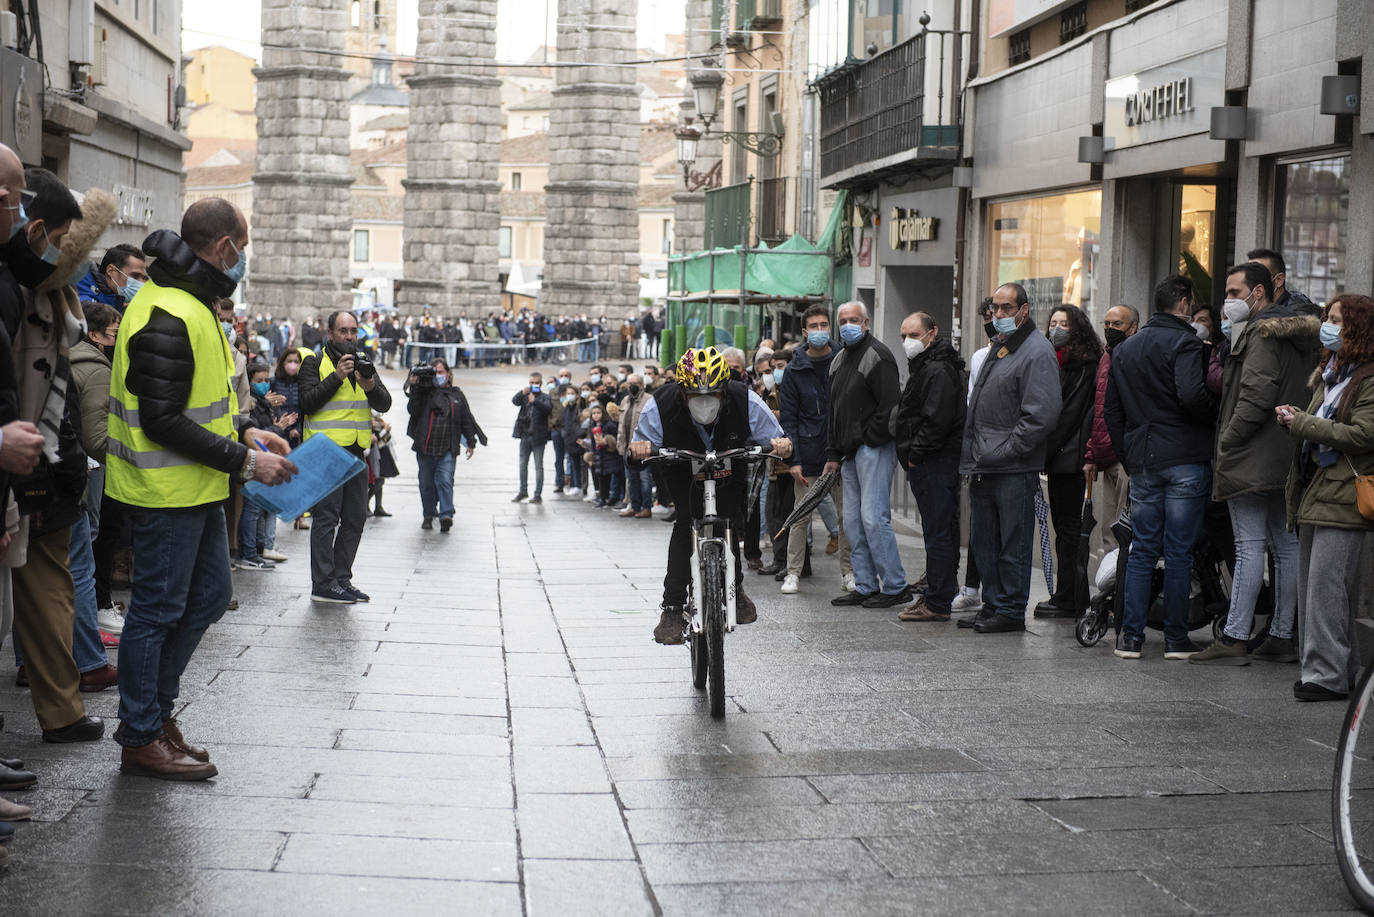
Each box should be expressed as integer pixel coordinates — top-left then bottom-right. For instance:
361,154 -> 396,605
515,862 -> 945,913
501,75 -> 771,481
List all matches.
92,491 -> 127,609
969,471 -> 1038,621
551,436 -> 566,489
662,472 -> 744,608
765,473 -> 794,565
907,455 -> 960,612
743,473 -> 763,561
1046,471 -> 1089,609
311,467 -> 369,592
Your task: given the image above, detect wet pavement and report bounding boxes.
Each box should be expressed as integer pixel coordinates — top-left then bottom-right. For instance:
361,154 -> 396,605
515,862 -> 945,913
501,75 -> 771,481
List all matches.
0,363 -> 1361,915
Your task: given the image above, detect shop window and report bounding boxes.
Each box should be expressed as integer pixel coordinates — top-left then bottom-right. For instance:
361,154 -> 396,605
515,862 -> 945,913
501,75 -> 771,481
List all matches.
987,189 -> 1103,326
1275,155 -> 1350,306
1060,3 -> 1088,44
352,230 -> 369,263
1008,28 -> 1031,65
498,226 -> 513,258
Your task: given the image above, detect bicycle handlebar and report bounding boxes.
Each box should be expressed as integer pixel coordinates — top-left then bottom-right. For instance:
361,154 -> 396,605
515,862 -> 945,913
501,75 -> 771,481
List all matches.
643,446 -> 774,467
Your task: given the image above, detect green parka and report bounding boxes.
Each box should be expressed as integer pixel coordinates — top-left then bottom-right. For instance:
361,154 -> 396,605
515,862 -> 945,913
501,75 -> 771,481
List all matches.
1285,364 -> 1374,531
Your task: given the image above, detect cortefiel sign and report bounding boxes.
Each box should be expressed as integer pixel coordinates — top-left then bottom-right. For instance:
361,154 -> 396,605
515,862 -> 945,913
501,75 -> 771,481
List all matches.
1104,47 -> 1224,151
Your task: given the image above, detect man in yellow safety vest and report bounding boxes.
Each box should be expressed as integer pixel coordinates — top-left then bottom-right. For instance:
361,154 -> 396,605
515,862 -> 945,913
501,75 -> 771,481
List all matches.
298,310 -> 391,604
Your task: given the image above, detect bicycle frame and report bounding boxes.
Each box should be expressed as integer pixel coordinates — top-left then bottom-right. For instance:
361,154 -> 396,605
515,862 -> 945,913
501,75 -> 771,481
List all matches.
687,461 -> 737,634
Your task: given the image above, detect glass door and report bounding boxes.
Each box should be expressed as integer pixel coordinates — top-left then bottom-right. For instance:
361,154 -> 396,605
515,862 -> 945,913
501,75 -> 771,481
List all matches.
1175,183 -> 1217,309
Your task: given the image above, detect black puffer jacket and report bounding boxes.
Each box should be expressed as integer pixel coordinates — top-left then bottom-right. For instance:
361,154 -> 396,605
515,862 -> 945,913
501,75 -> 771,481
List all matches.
894,336 -> 965,465
122,231 -> 247,478
826,332 -> 901,462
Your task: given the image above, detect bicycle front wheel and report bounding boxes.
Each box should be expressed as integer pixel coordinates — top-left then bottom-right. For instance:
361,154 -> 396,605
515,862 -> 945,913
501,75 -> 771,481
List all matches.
700,541 -> 727,719
1333,663 -> 1374,913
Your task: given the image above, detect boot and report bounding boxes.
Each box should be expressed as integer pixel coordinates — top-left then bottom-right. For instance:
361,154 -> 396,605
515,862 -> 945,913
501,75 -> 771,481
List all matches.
120,734 -> 218,781
162,718 -> 211,763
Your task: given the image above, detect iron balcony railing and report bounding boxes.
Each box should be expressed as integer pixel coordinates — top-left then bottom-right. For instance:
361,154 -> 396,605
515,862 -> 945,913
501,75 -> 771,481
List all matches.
735,0 -> 782,30
704,179 -> 753,248
814,31 -> 962,179
756,176 -> 790,244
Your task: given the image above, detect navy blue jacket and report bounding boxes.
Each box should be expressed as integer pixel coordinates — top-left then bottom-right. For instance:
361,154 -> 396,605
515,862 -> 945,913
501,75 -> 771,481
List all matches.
1104,312 -> 1218,474
75,266 -> 122,310
778,344 -> 836,476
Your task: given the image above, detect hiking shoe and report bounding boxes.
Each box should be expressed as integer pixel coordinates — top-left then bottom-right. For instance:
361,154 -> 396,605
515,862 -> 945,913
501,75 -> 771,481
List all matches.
652,607 -> 688,645
736,592 -> 757,624
1189,638 -> 1250,666
1253,636 -> 1298,663
898,597 -> 949,622
1164,639 -> 1205,660
825,535 -> 839,554
1294,680 -> 1348,702
1114,634 -> 1144,659
862,588 -> 913,609
780,574 -> 799,595
951,588 -> 983,613
312,586 -> 356,605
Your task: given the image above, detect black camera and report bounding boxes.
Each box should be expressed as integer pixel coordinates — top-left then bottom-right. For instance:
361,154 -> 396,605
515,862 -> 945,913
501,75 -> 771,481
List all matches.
354,357 -> 376,379
411,363 -> 436,382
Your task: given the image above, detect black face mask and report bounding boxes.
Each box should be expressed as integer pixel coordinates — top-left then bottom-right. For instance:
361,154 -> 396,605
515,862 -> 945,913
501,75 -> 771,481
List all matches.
1104,327 -> 1127,350
983,321 -> 997,340
2,230 -> 57,289
628,384 -> 642,398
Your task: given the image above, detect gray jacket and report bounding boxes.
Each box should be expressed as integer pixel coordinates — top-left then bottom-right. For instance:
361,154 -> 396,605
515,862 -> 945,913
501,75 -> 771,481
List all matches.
959,319 -> 1063,475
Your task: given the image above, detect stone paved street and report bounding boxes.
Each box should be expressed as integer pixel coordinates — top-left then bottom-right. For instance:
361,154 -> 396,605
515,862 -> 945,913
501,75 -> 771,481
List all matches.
0,365 -> 1362,915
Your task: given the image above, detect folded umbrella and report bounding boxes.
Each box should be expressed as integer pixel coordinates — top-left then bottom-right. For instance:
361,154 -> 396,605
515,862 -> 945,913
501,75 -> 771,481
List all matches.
1074,479 -> 1097,612
775,468 -> 839,538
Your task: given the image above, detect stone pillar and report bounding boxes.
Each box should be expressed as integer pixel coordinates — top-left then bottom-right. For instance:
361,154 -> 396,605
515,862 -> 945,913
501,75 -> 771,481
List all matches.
672,0 -> 724,257
540,0 -> 640,319
399,0 -> 503,316
253,0 -> 355,322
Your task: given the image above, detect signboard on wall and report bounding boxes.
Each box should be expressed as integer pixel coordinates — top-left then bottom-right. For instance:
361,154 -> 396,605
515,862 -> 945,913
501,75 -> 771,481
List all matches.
988,0 -> 1077,38
1104,47 -> 1225,151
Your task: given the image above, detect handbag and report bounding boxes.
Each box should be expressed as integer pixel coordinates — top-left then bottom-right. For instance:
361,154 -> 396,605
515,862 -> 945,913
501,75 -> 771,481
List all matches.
1346,456 -> 1374,521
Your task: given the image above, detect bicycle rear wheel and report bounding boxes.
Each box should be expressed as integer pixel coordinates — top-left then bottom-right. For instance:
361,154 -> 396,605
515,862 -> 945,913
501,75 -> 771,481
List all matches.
1333,664 -> 1374,912
690,631 -> 708,689
700,542 -> 727,718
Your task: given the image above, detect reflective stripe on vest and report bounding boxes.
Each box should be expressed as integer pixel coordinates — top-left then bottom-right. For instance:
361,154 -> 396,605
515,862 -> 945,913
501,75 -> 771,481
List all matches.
105,281 -> 237,508
304,351 -> 373,448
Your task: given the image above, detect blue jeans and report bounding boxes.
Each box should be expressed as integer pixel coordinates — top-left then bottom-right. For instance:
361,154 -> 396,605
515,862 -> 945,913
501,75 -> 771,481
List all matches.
115,505 -> 232,747
969,471 -> 1039,621
417,451 -> 457,519
237,495 -> 269,562
841,442 -> 907,595
565,448 -> 583,490
628,466 -> 654,511
907,455 -> 960,613
518,438 -> 545,497
1121,463 -> 1211,643
552,436 -> 566,489
1223,491 -> 1298,641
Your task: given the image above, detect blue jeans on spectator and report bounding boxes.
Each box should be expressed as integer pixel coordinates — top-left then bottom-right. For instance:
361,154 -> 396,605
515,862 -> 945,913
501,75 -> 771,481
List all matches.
418,451 -> 457,520
841,442 -> 907,596
238,495 -> 269,562
628,465 -> 654,511
907,455 -> 960,613
565,448 -> 583,491
1222,490 -> 1298,641
552,436 -> 566,490
609,469 -> 625,504
115,505 -> 232,748
969,471 -> 1039,621
518,437 -> 546,497
1121,463 -> 1211,644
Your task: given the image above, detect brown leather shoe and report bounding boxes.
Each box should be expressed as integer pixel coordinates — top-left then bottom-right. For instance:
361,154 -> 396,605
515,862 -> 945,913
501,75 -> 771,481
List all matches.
162,718 -> 210,763
0,797 -> 33,821
619,506 -> 637,517
736,591 -> 757,624
120,735 -> 218,781
826,535 -> 840,555
898,597 -> 950,622
634,509 -> 652,518
79,664 -> 118,693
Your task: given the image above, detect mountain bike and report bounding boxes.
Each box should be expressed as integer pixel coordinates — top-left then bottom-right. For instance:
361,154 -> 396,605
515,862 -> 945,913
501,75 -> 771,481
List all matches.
1334,663 -> 1374,912
645,446 -> 773,719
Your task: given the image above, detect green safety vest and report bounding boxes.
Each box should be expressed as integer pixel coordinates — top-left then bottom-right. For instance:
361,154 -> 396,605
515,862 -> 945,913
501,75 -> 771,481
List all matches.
305,350 -> 372,449
105,281 -> 236,509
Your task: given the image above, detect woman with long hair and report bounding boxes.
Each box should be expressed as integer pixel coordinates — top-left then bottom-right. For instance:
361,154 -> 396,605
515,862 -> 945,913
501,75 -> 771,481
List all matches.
1036,304 -> 1104,618
1277,293 -> 1374,701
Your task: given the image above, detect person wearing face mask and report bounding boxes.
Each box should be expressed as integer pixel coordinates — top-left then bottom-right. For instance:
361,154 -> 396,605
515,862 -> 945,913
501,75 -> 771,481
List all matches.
892,312 -> 965,621
234,362 -> 292,571
556,384 -> 585,496
1082,305 -> 1138,569
615,374 -> 655,517
950,298 -> 1000,619
759,350 -> 799,577
299,309 -> 391,605
1191,261 -> 1319,666
76,244 -> 147,312
1276,294 -> 1374,700
511,371 -> 552,504
1034,305 -> 1103,619
1247,247 -> 1318,319
822,301 -> 909,610
407,357 -> 482,532
958,284 -> 1062,634
548,373 -> 572,495
629,347 -> 792,645
1104,275 -> 1218,660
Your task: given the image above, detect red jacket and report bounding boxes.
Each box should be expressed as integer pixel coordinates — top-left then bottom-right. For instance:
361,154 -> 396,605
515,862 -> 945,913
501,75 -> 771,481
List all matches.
1084,350 -> 1118,468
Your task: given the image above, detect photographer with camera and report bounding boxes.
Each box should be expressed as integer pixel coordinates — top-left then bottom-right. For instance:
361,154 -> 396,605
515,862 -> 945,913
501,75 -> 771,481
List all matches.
406,357 -> 484,533
299,310 -> 392,605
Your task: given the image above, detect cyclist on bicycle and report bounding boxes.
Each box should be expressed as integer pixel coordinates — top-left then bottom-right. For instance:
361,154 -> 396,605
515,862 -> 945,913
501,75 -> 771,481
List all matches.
629,347 -> 793,645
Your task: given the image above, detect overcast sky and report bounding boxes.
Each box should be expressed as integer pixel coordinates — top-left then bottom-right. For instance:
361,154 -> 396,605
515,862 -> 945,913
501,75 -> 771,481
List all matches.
182,0 -> 684,63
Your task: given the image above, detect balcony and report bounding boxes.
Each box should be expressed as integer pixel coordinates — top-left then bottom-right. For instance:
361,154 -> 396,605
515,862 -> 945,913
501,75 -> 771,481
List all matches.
814,32 -> 961,186
704,180 -> 752,248
756,177 -> 791,244
735,0 -> 782,31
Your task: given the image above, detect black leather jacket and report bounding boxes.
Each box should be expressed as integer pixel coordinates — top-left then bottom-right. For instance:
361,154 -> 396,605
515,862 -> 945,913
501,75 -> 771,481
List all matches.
122,231 -> 248,477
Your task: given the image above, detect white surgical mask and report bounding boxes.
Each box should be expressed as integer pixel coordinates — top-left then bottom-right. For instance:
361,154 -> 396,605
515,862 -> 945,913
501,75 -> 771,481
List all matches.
902,337 -> 927,360
1191,321 -> 1209,340
687,395 -> 722,425
761,374 -> 776,391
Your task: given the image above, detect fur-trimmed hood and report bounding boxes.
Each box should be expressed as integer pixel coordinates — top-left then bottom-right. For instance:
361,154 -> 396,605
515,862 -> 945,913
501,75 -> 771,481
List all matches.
1254,311 -> 1320,341
38,187 -> 115,296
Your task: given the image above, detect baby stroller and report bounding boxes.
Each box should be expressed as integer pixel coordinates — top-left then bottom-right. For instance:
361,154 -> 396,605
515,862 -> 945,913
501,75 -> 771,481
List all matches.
1075,503 -> 1270,648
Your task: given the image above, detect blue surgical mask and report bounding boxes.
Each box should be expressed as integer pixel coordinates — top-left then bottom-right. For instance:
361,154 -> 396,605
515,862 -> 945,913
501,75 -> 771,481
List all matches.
806,330 -> 830,349
37,226 -> 59,265
1221,318 -> 1232,339
7,202 -> 26,239
435,373 -> 448,386
772,368 -> 785,384
590,373 -> 601,384
838,323 -> 864,346
1320,321 -> 1342,352
119,275 -> 144,301
531,384 -> 541,393
252,380 -> 270,396
222,240 -> 247,283
992,316 -> 1017,335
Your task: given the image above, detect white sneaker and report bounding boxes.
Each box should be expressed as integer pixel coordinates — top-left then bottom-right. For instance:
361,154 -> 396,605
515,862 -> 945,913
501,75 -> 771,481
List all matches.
780,574 -> 799,595
951,588 -> 983,613
841,573 -> 856,593
261,549 -> 288,563
96,605 -> 124,636
565,487 -> 581,496
583,493 -> 598,503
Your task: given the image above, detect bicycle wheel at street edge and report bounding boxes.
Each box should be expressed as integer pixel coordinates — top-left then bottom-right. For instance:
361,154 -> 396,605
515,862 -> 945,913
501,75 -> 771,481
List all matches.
690,617 -> 708,691
700,541 -> 727,718
1333,662 -> 1374,913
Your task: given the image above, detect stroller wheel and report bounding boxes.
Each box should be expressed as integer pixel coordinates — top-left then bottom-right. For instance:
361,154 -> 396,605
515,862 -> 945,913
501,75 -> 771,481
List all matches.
1076,593 -> 1113,648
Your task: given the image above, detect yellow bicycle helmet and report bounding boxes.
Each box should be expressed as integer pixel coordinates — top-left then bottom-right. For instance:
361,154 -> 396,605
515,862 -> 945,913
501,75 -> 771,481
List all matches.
675,346 -> 731,393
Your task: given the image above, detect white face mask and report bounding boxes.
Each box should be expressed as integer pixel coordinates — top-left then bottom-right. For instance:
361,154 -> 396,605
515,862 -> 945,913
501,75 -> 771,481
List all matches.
687,394 -> 722,425
761,374 -> 776,391
1222,297 -> 1252,323
902,337 -> 927,360
1191,321 -> 1209,340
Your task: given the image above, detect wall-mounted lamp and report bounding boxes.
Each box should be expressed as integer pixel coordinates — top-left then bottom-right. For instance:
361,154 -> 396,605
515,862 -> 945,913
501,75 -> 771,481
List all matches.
1320,75 -> 1361,115
1076,136 -> 1104,164
1209,106 -> 1248,140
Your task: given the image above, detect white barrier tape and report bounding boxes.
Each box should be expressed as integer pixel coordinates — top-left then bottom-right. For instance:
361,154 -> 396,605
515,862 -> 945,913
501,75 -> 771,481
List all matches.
401,336 -> 599,351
